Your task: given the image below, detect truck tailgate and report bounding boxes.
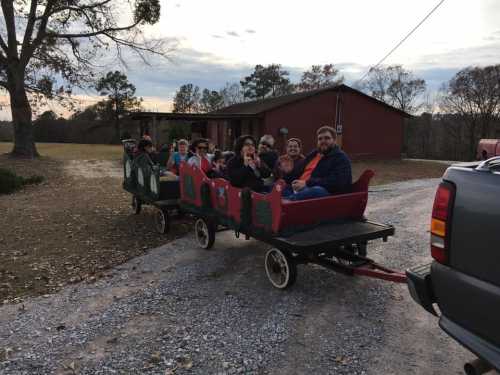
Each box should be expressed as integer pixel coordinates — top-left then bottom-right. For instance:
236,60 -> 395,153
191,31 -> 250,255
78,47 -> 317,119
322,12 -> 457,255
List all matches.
445,167 -> 500,286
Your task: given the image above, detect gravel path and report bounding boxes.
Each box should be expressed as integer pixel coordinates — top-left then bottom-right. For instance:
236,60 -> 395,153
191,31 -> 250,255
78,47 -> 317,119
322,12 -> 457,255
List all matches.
0,178 -> 472,374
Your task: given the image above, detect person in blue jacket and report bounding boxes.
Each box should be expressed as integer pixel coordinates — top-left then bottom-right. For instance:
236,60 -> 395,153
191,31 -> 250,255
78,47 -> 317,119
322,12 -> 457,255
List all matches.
282,126 -> 352,201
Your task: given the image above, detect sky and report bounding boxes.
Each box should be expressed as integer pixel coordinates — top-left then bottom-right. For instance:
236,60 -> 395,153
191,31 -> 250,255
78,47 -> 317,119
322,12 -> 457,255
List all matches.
2,0 -> 500,119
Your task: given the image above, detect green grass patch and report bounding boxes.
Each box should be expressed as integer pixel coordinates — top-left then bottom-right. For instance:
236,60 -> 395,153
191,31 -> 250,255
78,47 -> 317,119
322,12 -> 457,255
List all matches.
0,168 -> 44,195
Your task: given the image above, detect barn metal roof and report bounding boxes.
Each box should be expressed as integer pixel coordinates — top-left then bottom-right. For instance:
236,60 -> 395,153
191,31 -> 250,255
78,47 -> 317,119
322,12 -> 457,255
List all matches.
214,84 -> 412,118
129,84 -> 412,121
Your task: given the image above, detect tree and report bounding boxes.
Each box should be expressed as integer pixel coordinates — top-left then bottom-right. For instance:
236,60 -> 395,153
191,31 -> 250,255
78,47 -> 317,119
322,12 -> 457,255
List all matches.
240,64 -> 293,100
363,65 -> 426,114
200,89 -> 224,112
33,110 -> 68,142
297,64 -> 344,91
95,71 -> 142,142
441,65 -> 500,160
219,82 -> 243,106
172,84 -> 201,113
0,0 -> 165,158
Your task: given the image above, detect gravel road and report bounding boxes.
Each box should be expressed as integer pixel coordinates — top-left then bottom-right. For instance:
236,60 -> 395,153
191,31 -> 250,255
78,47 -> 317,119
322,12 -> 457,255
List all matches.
0,178 -> 473,374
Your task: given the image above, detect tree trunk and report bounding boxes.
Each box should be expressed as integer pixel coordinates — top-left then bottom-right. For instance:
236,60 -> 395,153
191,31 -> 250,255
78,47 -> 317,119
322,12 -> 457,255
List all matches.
114,102 -> 120,144
9,70 -> 38,158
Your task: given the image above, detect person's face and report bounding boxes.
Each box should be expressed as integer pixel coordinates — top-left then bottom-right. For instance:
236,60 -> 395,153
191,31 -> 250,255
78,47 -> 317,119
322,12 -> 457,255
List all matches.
196,143 -> 208,156
242,140 -> 255,156
178,143 -> 187,154
287,141 -> 301,157
215,159 -> 226,168
317,132 -> 335,153
258,142 -> 270,154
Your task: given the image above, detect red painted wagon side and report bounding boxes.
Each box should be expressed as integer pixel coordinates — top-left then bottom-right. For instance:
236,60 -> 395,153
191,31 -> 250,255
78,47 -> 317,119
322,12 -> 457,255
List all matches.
179,163 -> 374,236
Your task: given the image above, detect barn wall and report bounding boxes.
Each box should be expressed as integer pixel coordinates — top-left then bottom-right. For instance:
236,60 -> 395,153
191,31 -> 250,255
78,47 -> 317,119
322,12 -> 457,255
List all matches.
264,91 -> 338,154
343,92 -> 403,159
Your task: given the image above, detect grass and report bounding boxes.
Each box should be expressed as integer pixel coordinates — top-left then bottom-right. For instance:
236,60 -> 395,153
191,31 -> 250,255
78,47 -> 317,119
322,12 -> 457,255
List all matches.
352,159 -> 448,186
0,142 -> 123,161
0,167 -> 44,195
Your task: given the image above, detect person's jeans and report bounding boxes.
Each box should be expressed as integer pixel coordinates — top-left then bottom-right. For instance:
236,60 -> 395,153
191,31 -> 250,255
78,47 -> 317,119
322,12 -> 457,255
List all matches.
282,185 -> 330,201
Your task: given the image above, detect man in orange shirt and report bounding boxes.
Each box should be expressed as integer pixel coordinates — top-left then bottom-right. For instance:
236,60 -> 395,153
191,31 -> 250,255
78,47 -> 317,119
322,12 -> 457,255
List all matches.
282,126 -> 352,201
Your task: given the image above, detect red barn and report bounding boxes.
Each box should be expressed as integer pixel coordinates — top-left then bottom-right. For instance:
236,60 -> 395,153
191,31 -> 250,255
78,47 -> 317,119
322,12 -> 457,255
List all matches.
132,84 -> 411,159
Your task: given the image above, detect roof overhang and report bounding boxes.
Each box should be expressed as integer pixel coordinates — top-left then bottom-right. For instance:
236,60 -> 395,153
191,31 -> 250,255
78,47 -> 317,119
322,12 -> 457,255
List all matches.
129,112 -> 261,121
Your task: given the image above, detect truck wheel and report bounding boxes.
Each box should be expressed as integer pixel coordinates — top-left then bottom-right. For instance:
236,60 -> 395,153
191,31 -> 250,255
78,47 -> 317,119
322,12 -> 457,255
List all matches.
265,248 -> 297,289
155,208 -> 169,234
132,195 -> 142,215
194,218 -> 215,249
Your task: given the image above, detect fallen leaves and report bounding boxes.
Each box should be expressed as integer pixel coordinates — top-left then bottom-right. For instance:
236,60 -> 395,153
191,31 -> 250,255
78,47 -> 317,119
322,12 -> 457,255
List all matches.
0,156 -> 191,301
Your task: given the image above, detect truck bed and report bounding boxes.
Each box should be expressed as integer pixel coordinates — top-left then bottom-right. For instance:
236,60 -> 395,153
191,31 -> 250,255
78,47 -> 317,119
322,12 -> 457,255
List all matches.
268,220 -> 394,252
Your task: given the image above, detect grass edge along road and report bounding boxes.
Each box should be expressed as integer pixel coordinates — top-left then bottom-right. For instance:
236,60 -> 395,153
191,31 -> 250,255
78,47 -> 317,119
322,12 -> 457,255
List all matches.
0,142 -> 123,161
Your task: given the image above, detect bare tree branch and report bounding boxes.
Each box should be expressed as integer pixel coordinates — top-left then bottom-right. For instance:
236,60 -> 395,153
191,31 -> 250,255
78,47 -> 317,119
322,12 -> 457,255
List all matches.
1,0 -> 19,58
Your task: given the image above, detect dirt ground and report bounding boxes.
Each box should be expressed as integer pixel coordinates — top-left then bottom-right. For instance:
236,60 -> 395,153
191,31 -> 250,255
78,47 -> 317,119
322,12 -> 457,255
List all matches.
0,153 -> 191,303
0,142 -> 449,303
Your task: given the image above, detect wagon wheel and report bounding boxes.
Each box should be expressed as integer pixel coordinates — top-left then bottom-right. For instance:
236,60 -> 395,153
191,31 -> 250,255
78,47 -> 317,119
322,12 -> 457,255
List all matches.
155,208 -> 169,234
132,195 -> 142,215
265,248 -> 297,289
194,218 -> 215,250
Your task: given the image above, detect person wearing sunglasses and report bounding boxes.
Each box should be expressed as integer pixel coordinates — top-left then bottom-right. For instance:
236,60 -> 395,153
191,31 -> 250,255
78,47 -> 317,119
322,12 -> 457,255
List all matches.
258,134 -> 279,170
282,126 -> 352,201
187,138 -> 212,174
227,135 -> 272,192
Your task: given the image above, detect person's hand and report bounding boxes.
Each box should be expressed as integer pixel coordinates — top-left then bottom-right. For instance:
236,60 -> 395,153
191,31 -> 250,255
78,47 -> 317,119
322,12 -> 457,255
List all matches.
292,179 -> 306,191
169,143 -> 175,152
253,156 -> 261,167
247,158 -> 256,169
244,155 -> 253,167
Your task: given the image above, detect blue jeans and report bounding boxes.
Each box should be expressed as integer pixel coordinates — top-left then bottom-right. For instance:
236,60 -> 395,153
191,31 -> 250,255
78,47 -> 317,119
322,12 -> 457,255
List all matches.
282,185 -> 330,201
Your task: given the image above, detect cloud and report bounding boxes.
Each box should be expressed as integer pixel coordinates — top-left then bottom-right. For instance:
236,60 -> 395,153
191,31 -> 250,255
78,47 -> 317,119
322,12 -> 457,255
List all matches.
226,31 -> 239,37
245,29 -> 256,34
483,29 -> 500,41
211,35 -> 224,39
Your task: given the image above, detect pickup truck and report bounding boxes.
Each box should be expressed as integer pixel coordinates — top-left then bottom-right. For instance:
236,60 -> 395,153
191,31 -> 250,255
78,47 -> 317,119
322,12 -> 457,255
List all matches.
407,156 -> 500,375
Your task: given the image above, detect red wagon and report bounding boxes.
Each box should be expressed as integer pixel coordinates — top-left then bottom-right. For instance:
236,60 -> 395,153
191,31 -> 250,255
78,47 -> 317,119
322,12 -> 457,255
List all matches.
179,163 -> 405,289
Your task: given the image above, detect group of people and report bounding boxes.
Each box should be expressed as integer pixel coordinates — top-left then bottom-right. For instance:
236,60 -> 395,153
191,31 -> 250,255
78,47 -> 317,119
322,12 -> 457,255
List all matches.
134,125 -> 352,201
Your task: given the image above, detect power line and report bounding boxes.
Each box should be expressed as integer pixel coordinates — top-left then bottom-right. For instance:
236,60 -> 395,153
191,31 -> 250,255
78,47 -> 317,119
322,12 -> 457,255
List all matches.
356,0 -> 446,85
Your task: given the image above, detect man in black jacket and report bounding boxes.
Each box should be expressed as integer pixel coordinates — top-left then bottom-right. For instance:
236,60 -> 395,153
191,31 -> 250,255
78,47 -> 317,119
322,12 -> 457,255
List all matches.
283,126 -> 352,201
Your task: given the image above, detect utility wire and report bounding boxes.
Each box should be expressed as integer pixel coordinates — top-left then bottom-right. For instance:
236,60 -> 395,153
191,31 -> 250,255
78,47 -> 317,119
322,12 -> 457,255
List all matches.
356,0 -> 446,85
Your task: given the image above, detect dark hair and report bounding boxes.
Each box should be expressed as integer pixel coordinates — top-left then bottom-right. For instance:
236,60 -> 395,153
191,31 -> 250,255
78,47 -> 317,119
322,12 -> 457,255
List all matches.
316,126 -> 337,138
191,138 -> 209,152
223,151 -> 235,163
138,139 -> 153,151
287,137 -> 302,148
233,135 -> 256,155
212,150 -> 224,162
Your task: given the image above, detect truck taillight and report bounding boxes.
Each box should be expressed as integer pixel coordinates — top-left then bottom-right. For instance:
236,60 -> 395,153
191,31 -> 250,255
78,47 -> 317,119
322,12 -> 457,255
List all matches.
430,182 -> 455,264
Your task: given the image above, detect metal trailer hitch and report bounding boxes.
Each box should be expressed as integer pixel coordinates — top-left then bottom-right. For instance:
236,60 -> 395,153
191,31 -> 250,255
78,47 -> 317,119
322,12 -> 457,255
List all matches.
464,358 -> 493,375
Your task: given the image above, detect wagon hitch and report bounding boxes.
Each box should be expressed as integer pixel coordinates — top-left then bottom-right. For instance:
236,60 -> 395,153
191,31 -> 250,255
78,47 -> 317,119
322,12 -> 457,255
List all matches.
314,250 -> 407,284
